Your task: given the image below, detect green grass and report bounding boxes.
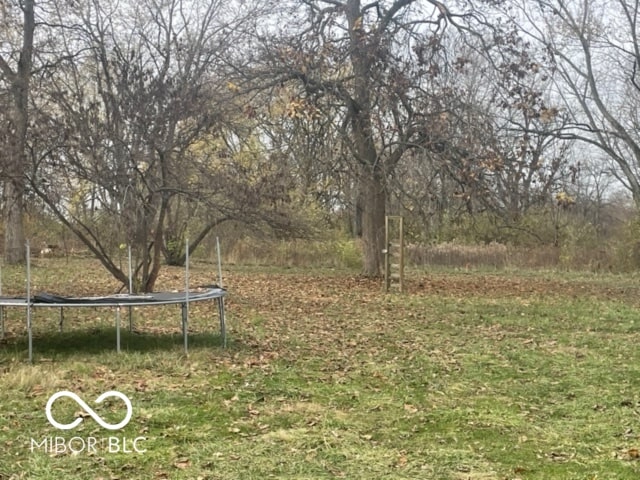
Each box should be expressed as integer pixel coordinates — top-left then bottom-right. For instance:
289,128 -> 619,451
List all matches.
0,259 -> 640,478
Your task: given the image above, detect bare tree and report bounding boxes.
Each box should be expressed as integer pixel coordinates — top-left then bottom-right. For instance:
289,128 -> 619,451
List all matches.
0,0 -> 34,264
240,0 -> 505,275
387,24 -> 574,244
517,0 -> 640,208
28,0 -> 293,291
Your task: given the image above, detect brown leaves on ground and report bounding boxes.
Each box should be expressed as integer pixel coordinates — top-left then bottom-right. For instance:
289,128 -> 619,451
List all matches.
189,267 -> 640,394
412,272 -> 640,304
173,457 -> 191,469
7,259 -> 639,364
18,258 -> 639,305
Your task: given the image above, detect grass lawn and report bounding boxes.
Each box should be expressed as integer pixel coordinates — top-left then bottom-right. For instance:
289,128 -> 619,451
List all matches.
1,258 -> 640,478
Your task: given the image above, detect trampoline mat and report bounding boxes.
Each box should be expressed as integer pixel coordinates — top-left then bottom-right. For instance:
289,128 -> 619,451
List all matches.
0,285 -> 225,306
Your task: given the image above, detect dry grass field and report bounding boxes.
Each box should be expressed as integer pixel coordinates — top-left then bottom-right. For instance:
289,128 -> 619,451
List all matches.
0,258 -> 639,478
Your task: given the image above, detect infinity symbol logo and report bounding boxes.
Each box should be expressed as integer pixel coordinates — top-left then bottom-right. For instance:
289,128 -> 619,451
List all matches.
45,391 -> 133,431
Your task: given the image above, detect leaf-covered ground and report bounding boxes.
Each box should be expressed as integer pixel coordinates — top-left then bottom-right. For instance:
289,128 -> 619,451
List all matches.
1,259 -> 640,479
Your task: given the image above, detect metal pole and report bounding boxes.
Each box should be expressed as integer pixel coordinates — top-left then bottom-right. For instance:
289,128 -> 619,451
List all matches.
216,237 -> 226,348
218,298 -> 226,348
184,239 -> 189,353
216,236 -> 223,288
128,245 -> 134,332
181,302 -> 187,352
26,242 -> 32,363
128,245 -> 133,294
116,306 -> 121,353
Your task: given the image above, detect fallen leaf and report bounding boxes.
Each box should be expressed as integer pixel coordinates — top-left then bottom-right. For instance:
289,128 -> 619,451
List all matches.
174,458 -> 191,469
403,404 -> 418,414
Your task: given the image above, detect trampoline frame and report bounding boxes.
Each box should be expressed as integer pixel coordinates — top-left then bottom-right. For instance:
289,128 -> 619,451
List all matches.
0,241 -> 227,361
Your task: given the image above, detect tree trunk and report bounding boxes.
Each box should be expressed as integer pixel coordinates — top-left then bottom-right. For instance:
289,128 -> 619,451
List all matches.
4,92 -> 28,265
353,190 -> 363,238
164,217 -> 230,267
344,0 -> 387,276
1,0 -> 34,264
3,173 -> 25,263
142,195 -> 169,293
360,168 -> 386,277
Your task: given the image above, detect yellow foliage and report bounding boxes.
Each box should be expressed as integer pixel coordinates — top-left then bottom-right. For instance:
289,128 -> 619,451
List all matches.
555,191 -> 576,208
284,97 -> 320,121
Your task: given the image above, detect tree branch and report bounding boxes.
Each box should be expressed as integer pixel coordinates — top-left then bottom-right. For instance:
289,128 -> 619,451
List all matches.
0,55 -> 16,83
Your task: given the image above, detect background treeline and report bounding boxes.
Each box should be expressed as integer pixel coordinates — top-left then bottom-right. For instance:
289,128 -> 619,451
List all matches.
2,1 -> 640,289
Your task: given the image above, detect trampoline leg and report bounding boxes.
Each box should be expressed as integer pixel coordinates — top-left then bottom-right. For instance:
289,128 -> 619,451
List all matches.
116,306 -> 121,353
181,303 -> 188,354
128,306 -> 133,332
0,306 -> 4,340
218,298 -> 226,348
26,242 -> 33,363
27,306 -> 32,363
59,308 -> 64,333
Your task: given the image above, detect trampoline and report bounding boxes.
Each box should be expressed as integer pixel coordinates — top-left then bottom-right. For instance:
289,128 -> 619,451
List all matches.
0,242 -> 227,361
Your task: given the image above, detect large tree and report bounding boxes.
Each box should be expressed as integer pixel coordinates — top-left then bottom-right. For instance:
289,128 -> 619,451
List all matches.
28,0 -> 295,291
0,0 -> 34,264
517,0 -> 640,208
242,0 -> 514,275
388,26 -> 574,242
